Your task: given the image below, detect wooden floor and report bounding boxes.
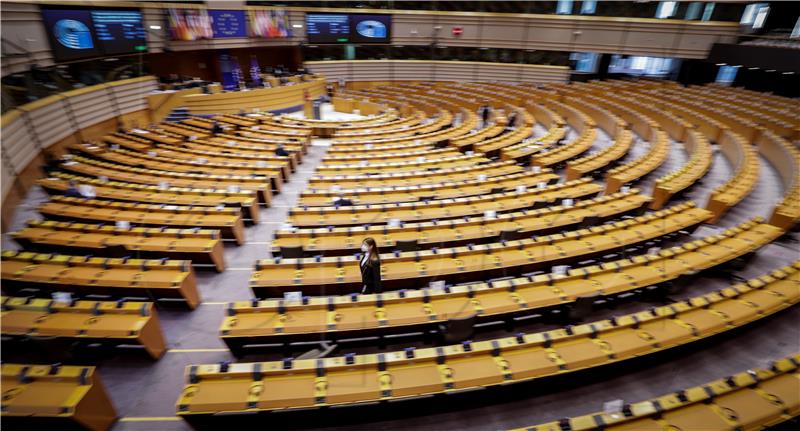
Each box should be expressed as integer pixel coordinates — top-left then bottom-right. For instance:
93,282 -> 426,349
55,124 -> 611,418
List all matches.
2,109 -> 799,431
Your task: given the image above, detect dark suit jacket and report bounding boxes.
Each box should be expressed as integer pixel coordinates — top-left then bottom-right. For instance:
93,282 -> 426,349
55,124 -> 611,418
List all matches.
360,258 -> 382,294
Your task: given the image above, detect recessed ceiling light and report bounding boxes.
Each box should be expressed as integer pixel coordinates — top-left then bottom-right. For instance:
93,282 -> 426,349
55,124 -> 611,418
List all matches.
716,63 -> 726,66
149,25 -> 161,30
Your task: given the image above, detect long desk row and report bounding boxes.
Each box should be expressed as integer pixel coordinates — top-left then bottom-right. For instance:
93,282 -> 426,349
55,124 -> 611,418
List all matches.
177,260 -> 799,416
39,174 -> 261,223
39,195 -> 246,245
277,190 -> 650,256
314,153 -> 490,175
756,130 -> 800,231
297,168 -> 559,207
70,145 -> 287,193
1,251 -> 201,309
12,219 -> 226,271
110,136 -> 301,173
566,130 -> 633,180
2,363 -> 117,431
606,130 -> 670,194
288,177 -> 603,227
2,296 -> 167,359
253,202 -> 712,297
706,131 -> 760,223
224,216 -> 778,349
61,156 -> 274,204
321,147 -> 462,165
651,129 -> 713,210
307,160 -> 524,190
518,353 -> 800,431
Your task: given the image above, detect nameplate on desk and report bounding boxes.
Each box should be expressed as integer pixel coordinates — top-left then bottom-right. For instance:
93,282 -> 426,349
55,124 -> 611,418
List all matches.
284,291 -> 302,302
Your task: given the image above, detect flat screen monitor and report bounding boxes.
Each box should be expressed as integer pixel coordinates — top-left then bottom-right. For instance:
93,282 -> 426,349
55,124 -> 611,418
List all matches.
40,7 -> 146,62
305,13 -> 390,44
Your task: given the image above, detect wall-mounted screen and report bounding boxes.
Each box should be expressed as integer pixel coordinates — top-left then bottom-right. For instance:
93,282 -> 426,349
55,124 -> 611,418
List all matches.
40,7 -> 146,62
91,10 -> 147,55
249,10 -> 292,38
168,8 -> 213,41
306,13 -> 391,44
209,10 -> 247,38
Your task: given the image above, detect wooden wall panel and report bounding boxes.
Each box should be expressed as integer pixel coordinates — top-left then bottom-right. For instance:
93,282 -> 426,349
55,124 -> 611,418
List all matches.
1,76 -> 158,229
306,60 -> 569,84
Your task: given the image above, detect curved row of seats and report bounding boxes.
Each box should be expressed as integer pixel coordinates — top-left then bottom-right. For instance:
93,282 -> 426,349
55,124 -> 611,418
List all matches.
11,219 -> 226,271
2,296 -> 166,359
177,261 -> 799,415
517,353 -> 800,431
228,217 -> 779,351
288,177 -> 603,227
254,202 -> 713,297
298,168 -> 559,206
4,79 -> 799,431
1,251 -> 200,309
276,189 -> 650,256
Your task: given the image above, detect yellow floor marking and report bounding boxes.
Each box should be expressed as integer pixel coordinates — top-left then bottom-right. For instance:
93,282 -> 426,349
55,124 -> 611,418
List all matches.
167,348 -> 229,353
119,416 -> 182,422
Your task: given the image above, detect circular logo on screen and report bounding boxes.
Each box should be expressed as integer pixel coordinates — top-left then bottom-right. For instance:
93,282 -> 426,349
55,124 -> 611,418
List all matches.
54,19 -> 94,49
355,20 -> 387,39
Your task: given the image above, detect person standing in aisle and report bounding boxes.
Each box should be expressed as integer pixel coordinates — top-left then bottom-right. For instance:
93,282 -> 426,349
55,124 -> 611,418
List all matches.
360,237 -> 382,294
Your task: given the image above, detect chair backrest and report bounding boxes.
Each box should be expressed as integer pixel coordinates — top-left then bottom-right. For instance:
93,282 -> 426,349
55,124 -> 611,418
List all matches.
578,215 -> 601,230
568,293 -> 600,321
103,245 -> 131,258
394,239 -> 419,252
279,246 -> 305,259
441,314 -> 477,344
499,229 -> 523,242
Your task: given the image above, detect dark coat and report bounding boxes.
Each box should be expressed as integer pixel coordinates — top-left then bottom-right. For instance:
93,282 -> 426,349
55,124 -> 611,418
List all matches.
360,258 -> 382,294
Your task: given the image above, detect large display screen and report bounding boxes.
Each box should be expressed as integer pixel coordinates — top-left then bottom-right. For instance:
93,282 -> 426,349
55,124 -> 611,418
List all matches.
41,7 -> 146,62
250,10 -> 292,38
306,13 -> 390,44
209,10 -> 247,38
168,8 -> 213,41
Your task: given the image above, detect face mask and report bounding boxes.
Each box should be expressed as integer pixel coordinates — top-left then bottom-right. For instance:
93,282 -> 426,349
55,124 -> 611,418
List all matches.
361,244 -> 369,253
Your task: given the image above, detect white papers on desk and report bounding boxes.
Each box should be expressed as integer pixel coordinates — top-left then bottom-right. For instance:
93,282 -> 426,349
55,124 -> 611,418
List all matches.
78,185 -> 96,198
429,280 -> 446,291
52,292 -> 72,304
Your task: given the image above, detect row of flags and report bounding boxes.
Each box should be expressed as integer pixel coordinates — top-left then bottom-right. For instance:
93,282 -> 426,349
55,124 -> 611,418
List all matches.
221,54 -> 262,90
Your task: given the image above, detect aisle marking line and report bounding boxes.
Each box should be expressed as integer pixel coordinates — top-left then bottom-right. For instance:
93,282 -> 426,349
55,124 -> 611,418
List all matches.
119,417 -> 182,422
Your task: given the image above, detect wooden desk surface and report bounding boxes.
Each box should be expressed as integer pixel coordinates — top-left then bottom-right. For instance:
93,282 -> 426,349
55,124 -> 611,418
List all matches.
179,260 -> 797,414
276,191 -> 650,254
288,179 -> 602,227
254,203 -> 712,296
